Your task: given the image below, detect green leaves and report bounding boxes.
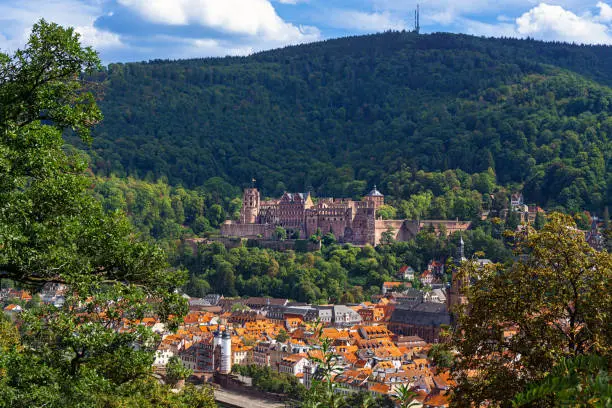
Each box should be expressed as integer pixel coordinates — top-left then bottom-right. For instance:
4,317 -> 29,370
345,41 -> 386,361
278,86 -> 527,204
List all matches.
165,356 -> 192,386
451,213 -> 612,406
513,355 -> 611,407
0,20 -> 198,408
0,20 -> 101,138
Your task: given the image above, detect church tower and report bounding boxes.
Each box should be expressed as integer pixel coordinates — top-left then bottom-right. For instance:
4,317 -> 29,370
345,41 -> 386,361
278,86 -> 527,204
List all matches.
448,235 -> 469,311
240,187 -> 260,224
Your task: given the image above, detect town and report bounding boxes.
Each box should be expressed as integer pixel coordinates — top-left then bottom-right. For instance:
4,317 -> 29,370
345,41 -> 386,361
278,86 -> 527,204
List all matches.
3,14 -> 611,408
0,237 -> 500,407
3,187 -> 609,407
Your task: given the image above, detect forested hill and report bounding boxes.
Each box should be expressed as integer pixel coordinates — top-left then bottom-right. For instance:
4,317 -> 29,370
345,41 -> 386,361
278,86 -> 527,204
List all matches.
81,31 -> 611,213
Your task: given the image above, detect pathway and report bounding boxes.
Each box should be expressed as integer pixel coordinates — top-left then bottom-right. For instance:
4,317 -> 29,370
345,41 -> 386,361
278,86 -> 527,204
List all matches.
214,388 -> 287,408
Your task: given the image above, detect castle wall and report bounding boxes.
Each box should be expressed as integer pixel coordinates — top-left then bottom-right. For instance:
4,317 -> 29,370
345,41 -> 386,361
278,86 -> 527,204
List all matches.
352,207 -> 376,245
220,222 -> 271,239
316,208 -> 352,241
419,220 -> 471,237
374,220 -> 420,245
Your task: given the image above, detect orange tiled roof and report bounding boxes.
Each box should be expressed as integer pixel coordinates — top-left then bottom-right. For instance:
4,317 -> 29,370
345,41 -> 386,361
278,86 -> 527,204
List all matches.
281,353 -> 308,364
425,393 -> 450,407
307,349 -> 324,361
369,383 -> 391,395
374,361 -> 395,370
383,282 -> 403,288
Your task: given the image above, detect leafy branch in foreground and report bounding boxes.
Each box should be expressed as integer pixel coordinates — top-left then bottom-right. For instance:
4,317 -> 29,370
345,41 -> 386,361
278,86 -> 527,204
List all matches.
513,355 -> 611,407
0,20 -> 213,408
450,213 -> 611,407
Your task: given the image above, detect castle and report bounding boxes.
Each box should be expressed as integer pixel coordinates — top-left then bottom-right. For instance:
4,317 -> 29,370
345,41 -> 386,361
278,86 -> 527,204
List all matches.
221,186 -> 471,246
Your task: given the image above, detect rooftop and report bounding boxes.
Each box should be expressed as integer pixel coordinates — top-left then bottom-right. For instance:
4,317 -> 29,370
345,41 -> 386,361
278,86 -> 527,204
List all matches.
367,185 -> 384,197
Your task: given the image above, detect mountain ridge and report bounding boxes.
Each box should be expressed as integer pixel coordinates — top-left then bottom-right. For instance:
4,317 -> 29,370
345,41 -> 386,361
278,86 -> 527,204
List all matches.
77,31 -> 611,213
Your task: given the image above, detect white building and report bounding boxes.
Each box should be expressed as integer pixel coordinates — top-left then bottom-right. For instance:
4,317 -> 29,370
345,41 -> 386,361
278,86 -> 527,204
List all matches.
398,265 -> 416,281
154,344 -> 175,367
332,305 -> 362,327
278,354 -> 311,383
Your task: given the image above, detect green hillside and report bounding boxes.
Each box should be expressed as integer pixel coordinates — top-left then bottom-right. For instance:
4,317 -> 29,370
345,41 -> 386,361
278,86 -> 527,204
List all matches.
79,31 -> 611,213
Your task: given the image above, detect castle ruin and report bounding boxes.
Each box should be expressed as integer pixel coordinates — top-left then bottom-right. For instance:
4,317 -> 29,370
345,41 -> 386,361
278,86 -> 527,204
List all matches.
221,186 -> 471,246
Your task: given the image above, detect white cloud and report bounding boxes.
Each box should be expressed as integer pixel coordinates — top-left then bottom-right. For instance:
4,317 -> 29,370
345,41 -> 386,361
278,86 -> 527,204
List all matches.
596,1 -> 612,22
428,10 -> 456,25
327,10 -> 408,32
117,0 -> 319,43
371,0 -> 601,33
0,0 -> 123,53
464,19 -> 518,38
372,0 -> 592,15
145,35 -> 254,58
516,3 -> 611,43
75,25 -> 123,49
464,2 -> 612,45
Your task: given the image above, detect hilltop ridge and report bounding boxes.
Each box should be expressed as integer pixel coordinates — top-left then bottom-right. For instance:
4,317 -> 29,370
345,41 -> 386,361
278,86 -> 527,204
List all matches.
79,31 -> 611,213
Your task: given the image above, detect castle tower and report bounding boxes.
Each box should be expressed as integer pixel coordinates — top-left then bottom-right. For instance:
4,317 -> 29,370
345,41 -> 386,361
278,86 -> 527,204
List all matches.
219,330 -> 232,374
240,187 -> 260,224
364,185 -> 384,210
448,234 -> 469,311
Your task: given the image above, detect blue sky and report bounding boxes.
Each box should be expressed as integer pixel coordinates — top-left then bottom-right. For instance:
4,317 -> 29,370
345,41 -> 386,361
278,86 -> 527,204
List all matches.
1,0 -> 612,63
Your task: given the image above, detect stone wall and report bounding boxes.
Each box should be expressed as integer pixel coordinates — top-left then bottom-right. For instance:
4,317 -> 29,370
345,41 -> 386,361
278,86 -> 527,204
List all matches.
210,237 -> 320,252
374,220 -> 420,245
220,222 -> 271,239
419,220 -> 471,236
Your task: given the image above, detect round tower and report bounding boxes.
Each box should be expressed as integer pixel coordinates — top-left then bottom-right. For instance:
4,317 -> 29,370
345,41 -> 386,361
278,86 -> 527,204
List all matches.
220,330 -> 232,374
240,188 -> 260,224
364,185 -> 384,210
213,327 -> 221,349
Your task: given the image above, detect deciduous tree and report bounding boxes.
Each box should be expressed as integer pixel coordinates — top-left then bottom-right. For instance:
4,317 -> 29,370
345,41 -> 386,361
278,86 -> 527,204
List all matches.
0,20 -> 213,408
451,213 -> 611,407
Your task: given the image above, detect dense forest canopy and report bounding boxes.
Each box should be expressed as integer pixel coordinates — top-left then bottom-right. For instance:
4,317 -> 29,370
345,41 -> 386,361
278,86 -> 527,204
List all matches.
75,31 -> 610,214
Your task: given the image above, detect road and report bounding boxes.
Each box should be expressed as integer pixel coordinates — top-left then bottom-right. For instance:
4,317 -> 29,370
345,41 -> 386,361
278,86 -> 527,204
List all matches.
214,388 -> 286,408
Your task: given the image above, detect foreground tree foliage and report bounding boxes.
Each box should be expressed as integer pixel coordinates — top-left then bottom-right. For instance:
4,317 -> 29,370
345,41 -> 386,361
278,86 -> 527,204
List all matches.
451,213 -> 611,407
513,355 -> 610,407
181,222 -> 512,303
0,21 -> 215,407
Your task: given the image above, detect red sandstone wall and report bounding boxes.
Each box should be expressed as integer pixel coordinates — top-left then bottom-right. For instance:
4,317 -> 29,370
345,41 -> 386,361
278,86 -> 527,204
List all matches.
220,222 -> 270,238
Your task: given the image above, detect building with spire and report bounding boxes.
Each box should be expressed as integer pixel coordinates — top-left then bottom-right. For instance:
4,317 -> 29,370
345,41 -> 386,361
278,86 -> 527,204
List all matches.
448,235 -> 469,312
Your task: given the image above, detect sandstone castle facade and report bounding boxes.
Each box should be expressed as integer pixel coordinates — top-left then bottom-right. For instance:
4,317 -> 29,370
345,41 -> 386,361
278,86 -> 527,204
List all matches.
221,187 -> 471,246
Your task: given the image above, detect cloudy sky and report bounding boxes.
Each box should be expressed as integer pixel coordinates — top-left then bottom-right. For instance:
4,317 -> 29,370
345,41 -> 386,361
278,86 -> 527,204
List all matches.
1,0 -> 612,63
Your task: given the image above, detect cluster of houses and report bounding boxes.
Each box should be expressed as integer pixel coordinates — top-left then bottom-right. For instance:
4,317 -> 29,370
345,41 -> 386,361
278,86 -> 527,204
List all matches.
1,283 -> 67,310
150,290 -> 454,407
0,239 -> 519,407
142,248 -> 473,407
1,252 -> 470,407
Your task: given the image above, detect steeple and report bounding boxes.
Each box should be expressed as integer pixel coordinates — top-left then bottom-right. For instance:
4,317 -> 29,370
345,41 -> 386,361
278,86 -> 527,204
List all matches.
456,233 -> 466,264
449,233 -> 469,315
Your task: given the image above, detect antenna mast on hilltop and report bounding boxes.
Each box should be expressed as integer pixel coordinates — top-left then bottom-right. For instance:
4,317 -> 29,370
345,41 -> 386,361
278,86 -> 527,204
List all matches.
414,4 -> 420,34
